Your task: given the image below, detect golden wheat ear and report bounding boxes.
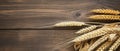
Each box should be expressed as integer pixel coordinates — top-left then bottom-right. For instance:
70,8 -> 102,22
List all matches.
72,26 -> 114,42
53,21 -> 106,28
75,25 -> 99,35
89,15 -> 120,21
53,21 -> 87,27
35,21 -> 89,30
90,9 -> 120,15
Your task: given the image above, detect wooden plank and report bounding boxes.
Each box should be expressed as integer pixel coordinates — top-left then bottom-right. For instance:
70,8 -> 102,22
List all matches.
0,30 -> 77,51
0,0 -> 120,51
0,0 -> 119,29
0,30 -> 119,51
0,0 -> 94,4
0,1 -> 104,29
1,0 -> 120,29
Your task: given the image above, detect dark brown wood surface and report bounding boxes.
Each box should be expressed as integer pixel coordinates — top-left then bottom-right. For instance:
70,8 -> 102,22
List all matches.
0,0 -> 120,51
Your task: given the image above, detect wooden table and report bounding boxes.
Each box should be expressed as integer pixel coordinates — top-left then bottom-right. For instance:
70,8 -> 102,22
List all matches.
0,0 -> 120,51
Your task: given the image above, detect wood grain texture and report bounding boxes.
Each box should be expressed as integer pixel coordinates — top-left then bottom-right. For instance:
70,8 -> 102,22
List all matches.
0,30 -> 77,51
0,0 -> 120,51
0,0 -> 106,29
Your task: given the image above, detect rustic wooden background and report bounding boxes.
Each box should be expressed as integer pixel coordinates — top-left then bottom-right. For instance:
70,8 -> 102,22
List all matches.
0,0 -> 120,51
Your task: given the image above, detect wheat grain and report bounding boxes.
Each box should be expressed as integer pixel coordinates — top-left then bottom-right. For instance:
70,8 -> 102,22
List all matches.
90,9 -> 120,15
89,15 -> 120,21
75,25 -> 98,34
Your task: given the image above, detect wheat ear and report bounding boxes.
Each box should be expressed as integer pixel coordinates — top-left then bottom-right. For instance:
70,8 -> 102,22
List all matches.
72,27 -> 114,42
89,15 -> 120,21
75,25 -> 98,34
53,21 -> 87,27
90,9 -> 120,15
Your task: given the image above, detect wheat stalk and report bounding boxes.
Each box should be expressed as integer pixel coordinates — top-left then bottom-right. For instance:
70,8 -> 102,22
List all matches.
74,42 -> 81,51
96,35 -> 118,51
79,42 -> 90,51
109,37 -> 120,51
96,41 -> 113,51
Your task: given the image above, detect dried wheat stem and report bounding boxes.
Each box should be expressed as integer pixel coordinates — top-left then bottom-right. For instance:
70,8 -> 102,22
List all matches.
74,42 -> 81,51
90,9 -> 120,15
78,42 -> 85,51
88,34 -> 109,51
75,25 -> 98,34
79,42 -> 90,51
90,38 -> 98,45
109,37 -> 120,51
89,15 -> 120,21
96,41 -> 113,51
96,36 -> 118,51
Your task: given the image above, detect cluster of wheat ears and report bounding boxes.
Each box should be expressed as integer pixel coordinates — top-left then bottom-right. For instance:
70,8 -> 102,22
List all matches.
52,9 -> 120,51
